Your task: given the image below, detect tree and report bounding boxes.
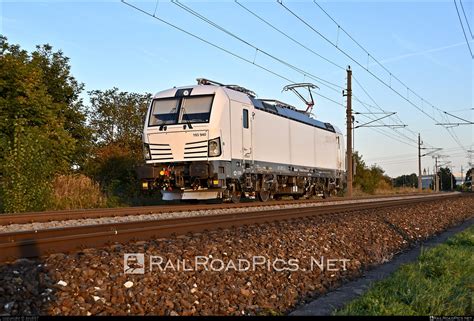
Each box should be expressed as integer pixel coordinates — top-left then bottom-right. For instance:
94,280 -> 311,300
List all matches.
353,152 -> 391,194
465,168 -> 472,183
393,173 -> 418,188
0,37 -> 88,212
88,88 -> 151,155
85,88 -> 151,201
31,44 -> 92,169
438,167 -> 456,191
2,123 -> 56,212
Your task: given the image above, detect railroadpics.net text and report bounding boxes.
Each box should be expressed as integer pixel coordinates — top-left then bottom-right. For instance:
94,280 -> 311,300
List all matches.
124,253 -> 350,274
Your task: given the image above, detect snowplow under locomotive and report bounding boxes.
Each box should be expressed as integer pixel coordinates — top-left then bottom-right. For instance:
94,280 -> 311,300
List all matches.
138,78 -> 346,202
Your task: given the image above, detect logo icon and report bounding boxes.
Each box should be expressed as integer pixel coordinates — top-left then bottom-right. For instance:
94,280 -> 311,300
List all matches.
124,253 -> 145,274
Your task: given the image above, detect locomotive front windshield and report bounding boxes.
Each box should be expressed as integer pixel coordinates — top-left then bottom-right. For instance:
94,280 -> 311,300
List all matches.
149,95 -> 213,126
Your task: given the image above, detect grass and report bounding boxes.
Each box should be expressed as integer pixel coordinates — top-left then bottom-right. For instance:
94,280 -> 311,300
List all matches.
49,174 -> 108,210
335,225 -> 474,316
352,185 -> 433,197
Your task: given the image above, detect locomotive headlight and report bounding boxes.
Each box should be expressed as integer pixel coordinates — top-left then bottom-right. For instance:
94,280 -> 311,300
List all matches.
143,143 -> 151,160
208,137 -> 221,157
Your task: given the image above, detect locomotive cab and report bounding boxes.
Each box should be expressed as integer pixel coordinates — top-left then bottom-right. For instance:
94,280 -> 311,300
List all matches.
141,80 -> 240,200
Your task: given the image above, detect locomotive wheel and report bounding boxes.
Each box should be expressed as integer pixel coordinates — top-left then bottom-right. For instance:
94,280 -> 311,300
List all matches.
322,190 -> 330,199
231,191 -> 241,203
258,190 -> 270,202
292,194 -> 301,200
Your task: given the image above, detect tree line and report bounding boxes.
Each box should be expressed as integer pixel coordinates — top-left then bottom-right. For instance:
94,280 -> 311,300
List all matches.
1,37 -> 470,212
392,168 -> 462,191
0,37 -> 150,213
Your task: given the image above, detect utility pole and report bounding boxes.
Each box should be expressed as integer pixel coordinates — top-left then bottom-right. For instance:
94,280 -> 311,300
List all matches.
344,66 -> 353,197
450,166 -> 453,191
440,167 -> 443,191
418,133 -> 422,192
468,150 -> 474,192
352,116 -> 355,154
434,156 -> 438,192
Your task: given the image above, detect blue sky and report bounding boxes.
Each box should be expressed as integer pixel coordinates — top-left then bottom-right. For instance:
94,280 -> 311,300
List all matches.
1,0 -> 473,177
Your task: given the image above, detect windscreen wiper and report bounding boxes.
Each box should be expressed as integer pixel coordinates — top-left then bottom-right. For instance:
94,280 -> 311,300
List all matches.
180,105 -> 193,129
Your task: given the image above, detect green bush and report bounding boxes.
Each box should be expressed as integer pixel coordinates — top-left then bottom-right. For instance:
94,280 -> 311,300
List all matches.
353,152 -> 391,194
1,125 -> 55,213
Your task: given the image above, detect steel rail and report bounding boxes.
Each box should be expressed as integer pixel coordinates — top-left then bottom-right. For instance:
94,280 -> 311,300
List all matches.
0,193 -> 461,263
0,193 -> 444,226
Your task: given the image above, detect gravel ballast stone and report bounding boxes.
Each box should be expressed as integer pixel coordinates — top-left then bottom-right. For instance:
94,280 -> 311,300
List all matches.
0,195 -> 472,316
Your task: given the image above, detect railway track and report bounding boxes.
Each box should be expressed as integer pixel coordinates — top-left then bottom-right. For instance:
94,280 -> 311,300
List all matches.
0,193 -> 461,263
0,192 -> 444,225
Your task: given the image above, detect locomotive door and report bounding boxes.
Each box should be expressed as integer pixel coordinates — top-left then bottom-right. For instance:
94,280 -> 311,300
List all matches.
241,104 -> 253,163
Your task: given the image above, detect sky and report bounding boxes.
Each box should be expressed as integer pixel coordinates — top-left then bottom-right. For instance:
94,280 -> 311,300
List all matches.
1,0 -> 473,178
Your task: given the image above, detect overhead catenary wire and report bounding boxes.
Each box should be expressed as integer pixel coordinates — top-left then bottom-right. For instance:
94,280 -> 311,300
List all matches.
280,0 -> 470,151
352,75 -> 420,145
367,147 -> 469,163
124,1 -> 418,150
121,0 -> 346,110
237,1 -> 421,122
289,0 -> 472,131
171,0 -> 344,93
460,4 -> 474,41
353,97 -> 418,145
354,103 -> 418,148
231,0 -> 439,149
123,0 -> 470,163
454,0 -> 474,58
315,0 -> 473,122
355,115 -> 418,148
234,0 -> 346,71
350,74 -> 427,147
459,0 -> 474,39
444,108 -> 474,112
279,0 -> 448,122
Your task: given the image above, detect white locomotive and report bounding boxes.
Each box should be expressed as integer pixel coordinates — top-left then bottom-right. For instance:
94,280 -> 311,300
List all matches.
139,78 -> 346,202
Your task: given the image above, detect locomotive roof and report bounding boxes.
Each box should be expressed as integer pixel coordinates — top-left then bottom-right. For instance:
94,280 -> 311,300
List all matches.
154,83 -> 341,134
250,98 -> 338,133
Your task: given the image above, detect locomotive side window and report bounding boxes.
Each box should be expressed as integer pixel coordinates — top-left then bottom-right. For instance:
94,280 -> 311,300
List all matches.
243,109 -> 249,129
179,95 -> 213,124
149,98 -> 180,126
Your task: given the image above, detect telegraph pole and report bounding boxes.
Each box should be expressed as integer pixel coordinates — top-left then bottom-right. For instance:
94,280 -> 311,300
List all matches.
450,166 -> 453,191
435,156 -> 439,192
345,66 -> 353,197
418,133 -> 422,192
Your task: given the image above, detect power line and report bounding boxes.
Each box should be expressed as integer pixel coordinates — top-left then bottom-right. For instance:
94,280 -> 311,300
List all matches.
124,0 -> 469,154
353,100 -> 417,145
278,0 -> 445,124
121,0 -> 345,110
444,107 -> 474,112
280,0 -> 469,151
234,0 -> 346,71
367,148 -> 468,163
352,75 -> 419,145
366,153 -> 418,162
459,0 -> 474,39
355,113 -> 418,148
171,0 -> 343,93
351,74 -> 425,147
454,0 -> 474,58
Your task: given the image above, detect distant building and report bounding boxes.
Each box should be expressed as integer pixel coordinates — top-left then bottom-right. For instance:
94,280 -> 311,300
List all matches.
421,175 -> 434,190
